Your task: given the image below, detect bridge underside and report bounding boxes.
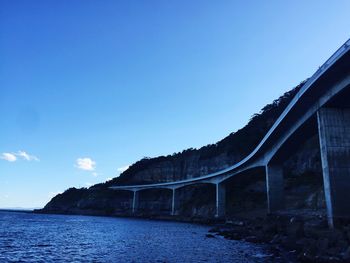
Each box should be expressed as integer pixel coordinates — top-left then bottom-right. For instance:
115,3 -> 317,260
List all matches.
110,45 -> 350,228
266,84 -> 350,228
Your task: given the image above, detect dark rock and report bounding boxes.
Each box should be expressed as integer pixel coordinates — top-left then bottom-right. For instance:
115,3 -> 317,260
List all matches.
298,251 -> 315,262
286,216 -> 304,238
345,228 -> 350,242
327,246 -> 343,257
244,236 -> 260,243
263,222 -> 278,235
270,234 -> 282,244
227,233 -> 243,240
342,246 -> 350,261
316,237 -> 329,251
208,227 -> 220,233
226,220 -> 245,226
205,234 -> 215,238
326,229 -> 344,247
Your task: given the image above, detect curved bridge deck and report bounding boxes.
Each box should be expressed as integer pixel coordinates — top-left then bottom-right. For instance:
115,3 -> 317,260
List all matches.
111,39 -> 350,228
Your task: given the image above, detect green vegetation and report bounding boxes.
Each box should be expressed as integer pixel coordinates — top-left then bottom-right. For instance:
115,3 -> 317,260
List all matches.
103,80 -> 306,187
43,80 -> 308,213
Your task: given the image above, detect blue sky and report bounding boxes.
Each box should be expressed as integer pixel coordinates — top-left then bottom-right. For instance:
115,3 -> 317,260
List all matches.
1,1 -> 349,208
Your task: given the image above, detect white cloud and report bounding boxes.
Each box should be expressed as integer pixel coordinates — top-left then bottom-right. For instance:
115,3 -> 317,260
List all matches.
106,177 -> 112,181
76,157 -> 96,171
0,151 -> 39,162
17,151 -> 39,161
117,165 -> 129,173
0,153 -> 17,162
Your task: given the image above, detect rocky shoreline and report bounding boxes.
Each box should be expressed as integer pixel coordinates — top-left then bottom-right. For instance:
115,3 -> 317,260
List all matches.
36,207 -> 350,262
209,211 -> 350,262
38,81 -> 339,260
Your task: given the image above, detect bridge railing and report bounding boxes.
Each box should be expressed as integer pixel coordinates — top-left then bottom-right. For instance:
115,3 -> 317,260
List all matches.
110,38 -> 350,190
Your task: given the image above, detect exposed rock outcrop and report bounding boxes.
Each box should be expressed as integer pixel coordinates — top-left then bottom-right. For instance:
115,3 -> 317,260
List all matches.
40,80 -> 326,219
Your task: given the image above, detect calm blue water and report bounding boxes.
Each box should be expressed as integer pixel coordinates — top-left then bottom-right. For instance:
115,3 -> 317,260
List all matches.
0,211 -> 270,262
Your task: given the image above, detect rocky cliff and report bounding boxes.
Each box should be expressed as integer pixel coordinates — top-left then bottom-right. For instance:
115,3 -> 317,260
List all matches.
40,79 -> 326,219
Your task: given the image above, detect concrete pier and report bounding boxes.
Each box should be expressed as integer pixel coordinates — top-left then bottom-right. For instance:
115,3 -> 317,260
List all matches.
215,182 -> 226,218
109,40 -> 350,228
171,188 -> 177,216
317,108 -> 350,227
265,164 -> 284,213
132,190 -> 139,214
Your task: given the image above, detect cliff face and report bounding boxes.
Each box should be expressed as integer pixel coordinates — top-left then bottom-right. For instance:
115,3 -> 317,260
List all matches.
115,152 -> 235,184
41,80 -> 326,218
103,81 -> 305,186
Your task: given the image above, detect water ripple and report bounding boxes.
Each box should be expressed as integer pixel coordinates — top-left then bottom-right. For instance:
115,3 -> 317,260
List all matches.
0,211 -> 269,262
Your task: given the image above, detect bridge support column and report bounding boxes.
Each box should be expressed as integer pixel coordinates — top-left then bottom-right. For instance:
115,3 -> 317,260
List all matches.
215,182 -> 226,218
266,164 -> 284,213
171,188 -> 178,216
317,108 -> 350,228
132,190 -> 139,214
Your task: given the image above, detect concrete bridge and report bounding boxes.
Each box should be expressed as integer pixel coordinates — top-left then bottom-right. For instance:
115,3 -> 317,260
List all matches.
111,39 -> 350,228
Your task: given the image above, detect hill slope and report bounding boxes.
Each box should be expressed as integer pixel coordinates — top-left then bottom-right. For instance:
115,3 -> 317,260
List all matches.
41,80 -> 325,218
